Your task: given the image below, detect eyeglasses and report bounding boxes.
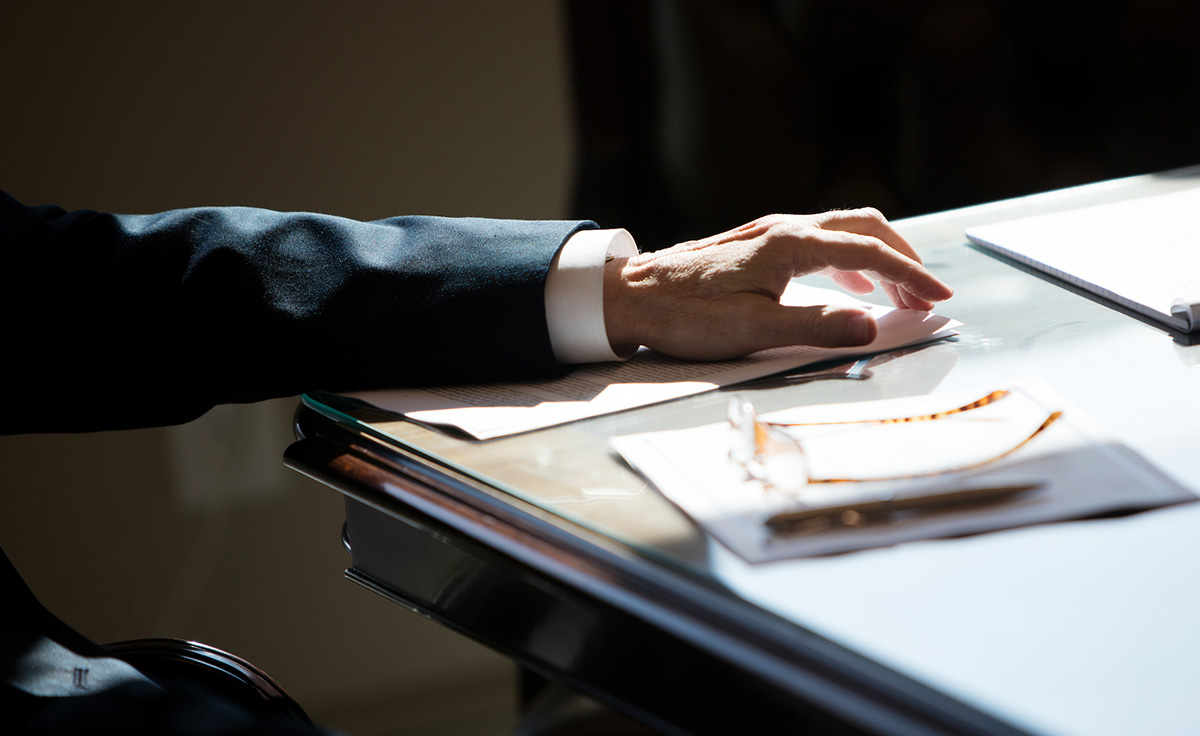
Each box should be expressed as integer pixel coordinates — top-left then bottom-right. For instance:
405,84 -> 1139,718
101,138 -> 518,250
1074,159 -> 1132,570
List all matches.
728,389 -> 1062,494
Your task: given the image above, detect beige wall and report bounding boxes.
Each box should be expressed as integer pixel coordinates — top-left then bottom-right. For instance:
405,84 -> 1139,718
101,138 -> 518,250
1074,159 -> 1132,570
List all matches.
1,2 -> 574,733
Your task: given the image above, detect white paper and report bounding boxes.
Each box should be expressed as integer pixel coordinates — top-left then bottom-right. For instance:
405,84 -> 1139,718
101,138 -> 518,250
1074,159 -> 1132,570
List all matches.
348,284 -> 959,440
965,187 -> 1200,331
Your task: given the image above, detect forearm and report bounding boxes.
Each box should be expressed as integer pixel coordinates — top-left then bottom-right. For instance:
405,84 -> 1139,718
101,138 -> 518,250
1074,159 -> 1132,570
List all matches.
2,192 -> 592,432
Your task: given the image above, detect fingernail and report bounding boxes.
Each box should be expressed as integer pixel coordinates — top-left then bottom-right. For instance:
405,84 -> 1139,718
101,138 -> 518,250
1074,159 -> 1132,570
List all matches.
846,312 -> 874,345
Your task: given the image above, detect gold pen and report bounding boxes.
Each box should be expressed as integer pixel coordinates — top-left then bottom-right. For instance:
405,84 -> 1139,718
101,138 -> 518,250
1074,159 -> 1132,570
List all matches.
765,482 -> 1044,533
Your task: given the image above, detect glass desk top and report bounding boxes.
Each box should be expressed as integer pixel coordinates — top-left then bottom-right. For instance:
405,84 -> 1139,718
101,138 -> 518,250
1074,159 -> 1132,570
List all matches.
303,168 -> 1200,736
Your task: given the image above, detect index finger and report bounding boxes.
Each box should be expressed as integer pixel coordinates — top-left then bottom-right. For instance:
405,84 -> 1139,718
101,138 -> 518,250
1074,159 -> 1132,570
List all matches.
809,207 -> 923,264
801,229 -> 953,304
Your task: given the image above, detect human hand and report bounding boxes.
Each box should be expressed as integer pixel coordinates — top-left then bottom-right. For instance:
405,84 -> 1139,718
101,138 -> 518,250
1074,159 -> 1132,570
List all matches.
603,209 -> 954,360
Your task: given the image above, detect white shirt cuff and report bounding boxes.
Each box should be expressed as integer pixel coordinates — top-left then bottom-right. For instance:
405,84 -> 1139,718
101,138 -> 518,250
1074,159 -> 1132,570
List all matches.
545,228 -> 639,364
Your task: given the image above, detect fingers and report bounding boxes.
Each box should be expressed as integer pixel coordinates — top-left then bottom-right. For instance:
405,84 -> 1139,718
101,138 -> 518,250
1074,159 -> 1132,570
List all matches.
879,279 -> 935,311
804,209 -> 951,308
763,304 -> 879,350
829,270 -> 876,295
802,228 -> 953,304
639,300 -> 880,361
810,207 -> 923,264
722,210 -> 950,309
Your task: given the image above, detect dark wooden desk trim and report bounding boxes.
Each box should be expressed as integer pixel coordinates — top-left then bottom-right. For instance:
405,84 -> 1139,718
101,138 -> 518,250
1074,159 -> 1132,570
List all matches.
287,406 -> 1027,736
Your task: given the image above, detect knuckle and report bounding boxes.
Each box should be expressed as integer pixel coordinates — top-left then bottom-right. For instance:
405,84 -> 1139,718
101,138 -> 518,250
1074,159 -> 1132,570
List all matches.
754,213 -> 789,231
856,206 -> 886,222
756,213 -> 817,241
743,216 -> 788,247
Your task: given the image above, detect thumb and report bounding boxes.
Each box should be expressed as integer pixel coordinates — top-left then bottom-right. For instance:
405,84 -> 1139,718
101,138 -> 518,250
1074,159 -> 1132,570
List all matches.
777,305 -> 877,348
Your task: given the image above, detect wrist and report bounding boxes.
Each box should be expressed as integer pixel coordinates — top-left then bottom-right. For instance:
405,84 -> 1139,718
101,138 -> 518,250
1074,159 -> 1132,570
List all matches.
603,255 -> 644,352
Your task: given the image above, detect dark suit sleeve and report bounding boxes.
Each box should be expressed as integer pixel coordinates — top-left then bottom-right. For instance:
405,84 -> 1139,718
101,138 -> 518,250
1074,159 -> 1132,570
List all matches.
1,191 -> 596,433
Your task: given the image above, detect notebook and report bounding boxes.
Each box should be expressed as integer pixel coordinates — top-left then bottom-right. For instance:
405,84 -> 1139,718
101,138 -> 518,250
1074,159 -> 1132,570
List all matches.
964,187 -> 1200,333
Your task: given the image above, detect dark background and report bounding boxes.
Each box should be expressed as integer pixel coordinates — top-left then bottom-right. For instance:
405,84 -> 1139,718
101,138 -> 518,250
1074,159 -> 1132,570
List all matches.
568,0 -> 1200,248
